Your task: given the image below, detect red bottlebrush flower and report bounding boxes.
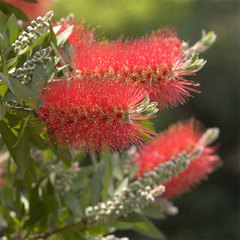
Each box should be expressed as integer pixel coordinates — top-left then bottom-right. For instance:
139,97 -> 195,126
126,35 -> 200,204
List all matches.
4,0 -> 53,20
55,16 -> 95,49
134,120 -> 220,199
74,29 -> 199,108
38,76 -> 156,151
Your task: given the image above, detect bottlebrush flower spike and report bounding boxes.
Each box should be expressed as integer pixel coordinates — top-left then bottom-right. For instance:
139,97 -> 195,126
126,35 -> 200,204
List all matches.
38,76 -> 157,151
74,29 -> 202,108
133,120 -> 221,199
55,14 -> 96,49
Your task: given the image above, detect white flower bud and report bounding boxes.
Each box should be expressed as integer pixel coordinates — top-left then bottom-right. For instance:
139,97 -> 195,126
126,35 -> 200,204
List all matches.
37,16 -> 43,22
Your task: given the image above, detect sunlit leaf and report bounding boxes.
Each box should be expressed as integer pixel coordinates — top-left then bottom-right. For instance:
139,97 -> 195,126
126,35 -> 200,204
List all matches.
0,73 -> 39,105
7,14 -> 18,44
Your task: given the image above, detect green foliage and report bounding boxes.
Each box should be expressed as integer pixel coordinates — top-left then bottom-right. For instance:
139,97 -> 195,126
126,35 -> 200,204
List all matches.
0,10 -> 162,238
0,6 -> 219,240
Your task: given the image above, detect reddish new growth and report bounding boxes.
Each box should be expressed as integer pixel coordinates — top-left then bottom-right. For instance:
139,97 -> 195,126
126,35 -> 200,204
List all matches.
55,16 -> 95,49
134,120 -> 220,199
74,29 -> 199,108
38,76 -> 155,151
4,0 -> 52,19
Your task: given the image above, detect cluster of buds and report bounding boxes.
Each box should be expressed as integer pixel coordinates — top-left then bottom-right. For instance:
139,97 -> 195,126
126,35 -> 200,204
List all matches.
177,31 -> 217,74
149,199 -> 179,217
133,149 -> 201,191
85,148 -> 200,225
48,161 -> 79,192
12,11 -> 54,53
187,31 -> 217,54
99,235 -> 129,240
85,185 -> 165,225
31,149 -> 79,192
134,121 -> 220,199
131,95 -> 159,117
10,47 -> 52,82
176,53 -> 206,75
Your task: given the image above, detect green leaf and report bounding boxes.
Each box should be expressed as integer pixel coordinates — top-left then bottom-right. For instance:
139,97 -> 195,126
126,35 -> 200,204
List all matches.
61,229 -> 85,240
0,120 -> 17,159
49,23 -> 57,47
63,190 -> 82,218
23,157 -> 37,186
80,186 -> 91,211
133,217 -> 165,239
90,163 -> 105,205
14,124 -> 30,179
102,152 -> 111,201
0,73 -> 39,104
5,111 -> 20,128
0,105 -> 8,120
26,184 -> 47,227
0,82 -> 8,98
111,152 -> 123,180
57,25 -> 74,48
129,164 -> 140,180
119,212 -> 146,222
119,212 -> 165,239
28,120 -> 46,149
72,166 -> 92,191
105,220 -> 134,230
7,55 -> 18,68
52,147 -> 72,166
0,119 -> 36,183
7,14 -> 19,44
32,63 -> 46,95
115,177 -> 128,194
0,11 -> 7,35
0,11 -> 8,50
141,205 -> 166,219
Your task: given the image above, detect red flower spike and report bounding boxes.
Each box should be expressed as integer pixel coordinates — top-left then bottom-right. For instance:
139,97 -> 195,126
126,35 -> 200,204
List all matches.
134,120 -> 220,199
4,0 -> 53,20
55,16 -> 95,49
38,76 -> 156,151
74,29 -> 200,108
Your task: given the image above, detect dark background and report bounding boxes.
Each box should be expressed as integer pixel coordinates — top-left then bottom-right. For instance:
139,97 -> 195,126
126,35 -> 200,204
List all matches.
54,0 -> 239,239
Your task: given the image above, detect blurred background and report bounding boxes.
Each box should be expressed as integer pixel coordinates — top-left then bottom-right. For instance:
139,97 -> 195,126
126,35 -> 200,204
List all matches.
54,0 -> 239,239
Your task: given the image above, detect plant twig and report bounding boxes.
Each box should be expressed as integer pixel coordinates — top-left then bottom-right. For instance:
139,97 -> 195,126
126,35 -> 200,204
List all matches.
28,219 -> 87,240
6,105 -> 36,113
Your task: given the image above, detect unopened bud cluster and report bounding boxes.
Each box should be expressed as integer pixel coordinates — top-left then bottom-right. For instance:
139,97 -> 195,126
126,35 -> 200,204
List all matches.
85,185 -> 163,225
85,149 -> 199,225
152,199 -> 179,217
176,53 -> 206,74
198,127 -> 219,146
31,149 -> 79,192
132,95 -> 159,117
10,47 -> 52,82
48,161 -> 79,191
99,235 -> 129,240
176,31 -> 216,75
12,11 -> 54,53
189,31 -> 217,54
137,151 -> 192,190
